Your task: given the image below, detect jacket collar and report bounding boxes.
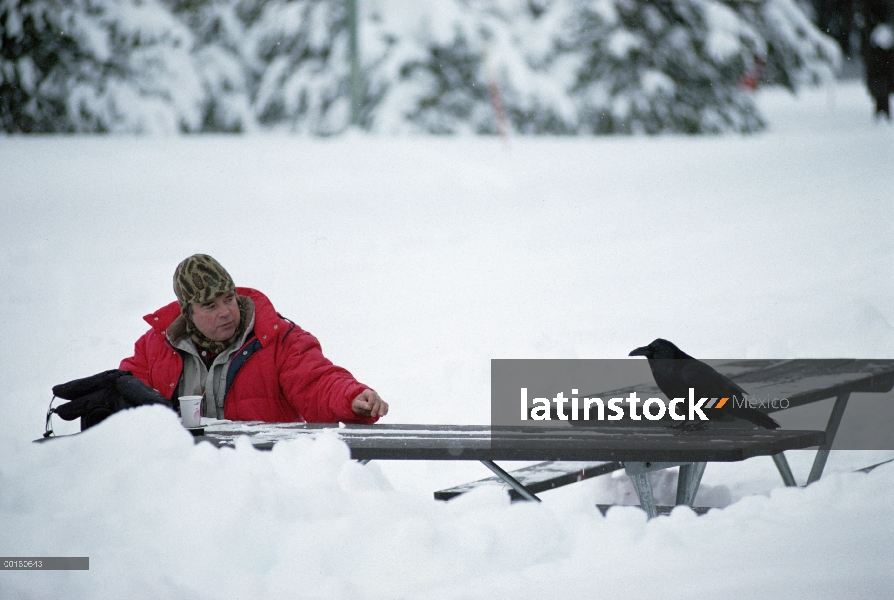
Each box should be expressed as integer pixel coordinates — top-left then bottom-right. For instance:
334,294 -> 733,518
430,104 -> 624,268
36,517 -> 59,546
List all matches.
143,287 -> 281,348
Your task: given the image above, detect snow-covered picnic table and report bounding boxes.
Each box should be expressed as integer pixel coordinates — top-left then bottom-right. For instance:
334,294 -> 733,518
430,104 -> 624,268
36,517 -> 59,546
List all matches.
194,359 -> 894,518
435,359 -> 894,515
196,421 -> 825,518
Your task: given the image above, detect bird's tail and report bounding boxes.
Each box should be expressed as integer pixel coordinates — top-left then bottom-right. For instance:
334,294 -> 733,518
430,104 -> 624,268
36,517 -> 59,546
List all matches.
743,410 -> 781,429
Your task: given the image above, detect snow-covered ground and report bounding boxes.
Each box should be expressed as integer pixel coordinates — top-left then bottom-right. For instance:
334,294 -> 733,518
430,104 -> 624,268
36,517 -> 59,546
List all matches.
1,80 -> 893,598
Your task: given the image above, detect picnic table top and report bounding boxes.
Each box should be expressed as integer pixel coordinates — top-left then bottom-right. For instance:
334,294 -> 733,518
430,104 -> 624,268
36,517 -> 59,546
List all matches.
196,421 -> 824,463
595,359 -> 894,410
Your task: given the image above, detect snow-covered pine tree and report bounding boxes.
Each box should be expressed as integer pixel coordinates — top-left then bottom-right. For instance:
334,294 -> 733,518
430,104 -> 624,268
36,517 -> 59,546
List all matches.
361,0 -> 841,134
565,0 -> 769,134
498,0 -> 578,134
732,0 -> 840,90
164,0 -> 254,131
368,0 -> 576,134
77,0 -> 207,133
2,0 -> 841,134
240,0 -> 384,133
2,0 -> 85,132
1,0 -> 205,133
380,4 -> 496,134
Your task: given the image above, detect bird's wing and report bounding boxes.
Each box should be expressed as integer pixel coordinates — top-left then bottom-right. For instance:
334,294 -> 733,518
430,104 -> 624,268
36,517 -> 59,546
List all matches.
677,359 -> 748,400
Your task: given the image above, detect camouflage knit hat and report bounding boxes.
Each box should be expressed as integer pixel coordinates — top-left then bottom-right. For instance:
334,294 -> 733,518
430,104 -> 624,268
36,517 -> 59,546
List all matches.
173,254 -> 236,313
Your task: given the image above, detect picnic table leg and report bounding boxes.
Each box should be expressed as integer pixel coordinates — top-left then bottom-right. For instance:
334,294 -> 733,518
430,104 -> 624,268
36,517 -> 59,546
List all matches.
628,472 -> 658,519
675,462 -> 706,507
771,452 -> 797,487
479,460 -> 542,502
622,462 -> 679,519
806,392 -> 851,485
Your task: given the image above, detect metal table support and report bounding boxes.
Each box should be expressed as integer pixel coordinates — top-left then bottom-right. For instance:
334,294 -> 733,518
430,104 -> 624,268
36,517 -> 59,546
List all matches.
480,460 -> 542,502
360,458 -> 545,503
623,462 -> 686,519
807,392 -> 851,484
772,452 -> 797,487
628,472 -> 658,519
621,461 -> 708,519
675,462 -> 707,506
770,391 -> 852,487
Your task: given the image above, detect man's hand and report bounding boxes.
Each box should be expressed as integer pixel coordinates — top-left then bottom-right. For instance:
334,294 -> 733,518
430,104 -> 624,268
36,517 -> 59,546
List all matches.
352,389 -> 388,418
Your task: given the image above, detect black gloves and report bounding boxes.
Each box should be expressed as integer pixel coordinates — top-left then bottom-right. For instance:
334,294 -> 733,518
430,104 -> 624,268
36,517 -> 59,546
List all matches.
51,369 -> 174,431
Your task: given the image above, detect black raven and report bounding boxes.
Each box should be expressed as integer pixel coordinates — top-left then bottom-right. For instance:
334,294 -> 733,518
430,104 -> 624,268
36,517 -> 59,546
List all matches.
628,338 -> 780,429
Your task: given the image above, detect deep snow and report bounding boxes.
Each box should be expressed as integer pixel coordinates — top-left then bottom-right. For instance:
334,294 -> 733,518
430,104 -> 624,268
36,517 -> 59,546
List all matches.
1,80 -> 893,598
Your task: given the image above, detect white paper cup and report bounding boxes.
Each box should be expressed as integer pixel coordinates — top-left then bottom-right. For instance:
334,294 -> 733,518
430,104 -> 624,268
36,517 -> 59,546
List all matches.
179,395 -> 203,428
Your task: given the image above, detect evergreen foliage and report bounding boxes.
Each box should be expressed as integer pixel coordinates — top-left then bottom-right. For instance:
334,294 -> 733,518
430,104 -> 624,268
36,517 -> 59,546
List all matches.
567,0 -> 767,133
247,0 -> 382,133
1,0 -> 841,134
1,0 -> 206,133
397,29 -> 494,133
737,0 -> 841,90
365,0 -> 578,134
163,0 -> 253,132
1,0 -> 81,132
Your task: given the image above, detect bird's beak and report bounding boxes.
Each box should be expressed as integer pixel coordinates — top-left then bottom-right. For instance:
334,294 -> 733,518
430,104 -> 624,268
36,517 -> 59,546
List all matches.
629,346 -> 650,357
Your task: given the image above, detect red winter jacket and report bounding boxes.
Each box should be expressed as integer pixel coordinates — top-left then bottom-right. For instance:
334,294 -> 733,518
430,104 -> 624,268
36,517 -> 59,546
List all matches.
120,287 -> 375,424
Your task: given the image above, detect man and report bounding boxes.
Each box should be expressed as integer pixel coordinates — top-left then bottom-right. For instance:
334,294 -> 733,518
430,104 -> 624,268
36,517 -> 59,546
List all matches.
120,254 -> 388,423
861,0 -> 894,119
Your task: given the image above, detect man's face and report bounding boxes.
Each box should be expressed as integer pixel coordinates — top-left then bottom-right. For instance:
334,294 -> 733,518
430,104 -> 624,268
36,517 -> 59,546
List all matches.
190,291 -> 240,341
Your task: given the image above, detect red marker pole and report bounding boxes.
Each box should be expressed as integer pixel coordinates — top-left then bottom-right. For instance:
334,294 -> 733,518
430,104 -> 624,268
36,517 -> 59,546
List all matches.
483,44 -> 510,147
